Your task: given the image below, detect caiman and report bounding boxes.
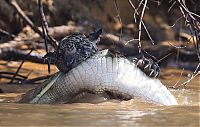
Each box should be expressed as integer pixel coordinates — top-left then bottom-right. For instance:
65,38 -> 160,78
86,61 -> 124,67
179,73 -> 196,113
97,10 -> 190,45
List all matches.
19,49 -> 178,105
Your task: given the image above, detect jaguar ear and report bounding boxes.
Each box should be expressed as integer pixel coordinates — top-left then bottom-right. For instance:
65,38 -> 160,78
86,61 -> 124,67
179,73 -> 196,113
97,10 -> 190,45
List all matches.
87,28 -> 103,41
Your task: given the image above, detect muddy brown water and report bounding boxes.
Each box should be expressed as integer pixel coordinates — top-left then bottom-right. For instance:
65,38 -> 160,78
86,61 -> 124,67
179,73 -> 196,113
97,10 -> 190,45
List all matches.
0,80 -> 199,126
0,68 -> 199,127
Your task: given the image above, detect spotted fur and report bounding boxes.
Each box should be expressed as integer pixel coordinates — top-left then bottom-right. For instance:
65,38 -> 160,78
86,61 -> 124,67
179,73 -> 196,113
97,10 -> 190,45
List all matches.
44,30 -> 101,73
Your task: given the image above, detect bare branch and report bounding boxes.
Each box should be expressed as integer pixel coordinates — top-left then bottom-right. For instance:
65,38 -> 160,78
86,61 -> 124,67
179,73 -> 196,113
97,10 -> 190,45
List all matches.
138,0 -> 148,53
168,16 -> 183,27
9,49 -> 33,83
170,68 -> 185,89
128,0 -> 154,49
0,72 -> 27,79
113,0 -> 123,41
22,75 -> 53,84
168,41 -> 186,49
141,21 -> 154,45
5,0 -> 58,49
168,1 -> 176,12
5,0 -> 43,37
38,0 -> 58,49
38,0 -> 52,74
0,28 -> 15,38
173,0 -> 200,61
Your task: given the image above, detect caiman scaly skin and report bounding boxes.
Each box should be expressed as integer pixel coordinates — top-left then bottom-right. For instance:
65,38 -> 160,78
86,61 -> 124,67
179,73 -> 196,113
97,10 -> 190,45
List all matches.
20,50 -> 178,105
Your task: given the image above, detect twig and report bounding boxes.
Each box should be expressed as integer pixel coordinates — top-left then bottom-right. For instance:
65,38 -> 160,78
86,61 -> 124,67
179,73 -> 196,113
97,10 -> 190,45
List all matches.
38,0 -> 49,54
9,49 -> 33,83
138,0 -> 148,53
125,39 -> 139,44
142,49 -> 158,61
38,0 -> 58,47
136,0 -> 144,12
173,0 -> 200,61
168,1 -> 176,12
170,62 -> 199,89
21,70 -> 33,83
0,72 -> 51,84
172,1 -> 200,90
127,0 -> 154,48
113,0 -> 123,41
178,63 -> 200,88
157,53 -> 172,63
174,72 -> 199,89
22,74 -> 52,84
0,75 -> 24,81
5,0 -> 58,49
0,72 -> 27,79
38,0 -> 51,74
0,28 -> 15,38
141,21 -> 154,45
170,68 -> 184,89
168,16 -> 183,28
168,41 -> 186,49
128,0 -> 137,23
5,0 -> 43,37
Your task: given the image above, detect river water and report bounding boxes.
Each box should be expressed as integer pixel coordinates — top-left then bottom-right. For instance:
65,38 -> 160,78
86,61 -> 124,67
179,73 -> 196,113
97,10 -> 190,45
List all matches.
0,75 -> 199,127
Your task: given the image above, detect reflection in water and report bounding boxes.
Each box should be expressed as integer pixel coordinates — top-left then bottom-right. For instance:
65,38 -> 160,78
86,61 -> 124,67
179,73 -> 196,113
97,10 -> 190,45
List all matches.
0,102 -> 199,127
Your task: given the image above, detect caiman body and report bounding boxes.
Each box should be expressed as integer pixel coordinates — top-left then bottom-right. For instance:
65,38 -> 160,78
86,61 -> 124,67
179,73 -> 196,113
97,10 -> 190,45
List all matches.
20,50 -> 178,105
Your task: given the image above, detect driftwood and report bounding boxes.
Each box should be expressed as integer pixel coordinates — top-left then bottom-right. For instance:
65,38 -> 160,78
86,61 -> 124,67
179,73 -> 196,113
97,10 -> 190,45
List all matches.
0,48 -> 44,63
0,35 -> 198,65
0,25 -> 84,49
0,39 -> 28,49
0,71 -> 52,84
